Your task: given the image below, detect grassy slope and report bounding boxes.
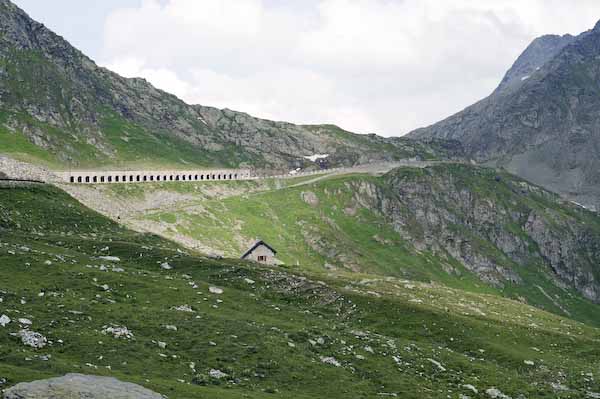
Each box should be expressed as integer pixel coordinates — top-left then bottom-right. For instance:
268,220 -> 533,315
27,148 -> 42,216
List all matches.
0,48 -> 436,171
1,184 -> 600,398
122,168 -> 600,326
0,48 -> 265,170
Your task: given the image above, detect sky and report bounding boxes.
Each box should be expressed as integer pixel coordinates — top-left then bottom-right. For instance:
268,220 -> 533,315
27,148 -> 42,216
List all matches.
12,0 -> 600,136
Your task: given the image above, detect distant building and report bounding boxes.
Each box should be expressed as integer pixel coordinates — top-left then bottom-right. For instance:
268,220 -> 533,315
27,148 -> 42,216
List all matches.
241,240 -> 279,265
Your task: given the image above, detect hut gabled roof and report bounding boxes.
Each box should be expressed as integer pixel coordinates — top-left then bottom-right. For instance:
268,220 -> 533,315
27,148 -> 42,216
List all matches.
241,240 -> 277,259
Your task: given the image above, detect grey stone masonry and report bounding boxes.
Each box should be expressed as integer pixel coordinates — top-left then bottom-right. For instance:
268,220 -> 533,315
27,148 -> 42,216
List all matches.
54,168 -> 252,184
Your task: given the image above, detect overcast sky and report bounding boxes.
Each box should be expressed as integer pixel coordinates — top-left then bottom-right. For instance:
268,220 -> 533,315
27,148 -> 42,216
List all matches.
12,0 -> 600,136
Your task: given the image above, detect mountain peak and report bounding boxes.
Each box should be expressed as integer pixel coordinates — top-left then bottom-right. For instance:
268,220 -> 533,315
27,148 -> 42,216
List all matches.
493,33 -> 574,95
408,18 -> 600,210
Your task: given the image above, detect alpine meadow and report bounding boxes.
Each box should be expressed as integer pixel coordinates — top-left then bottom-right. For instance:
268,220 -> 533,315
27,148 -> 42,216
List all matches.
1,1 -> 600,398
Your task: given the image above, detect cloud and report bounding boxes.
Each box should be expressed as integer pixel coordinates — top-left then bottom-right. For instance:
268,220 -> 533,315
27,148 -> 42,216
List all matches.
100,0 -> 600,136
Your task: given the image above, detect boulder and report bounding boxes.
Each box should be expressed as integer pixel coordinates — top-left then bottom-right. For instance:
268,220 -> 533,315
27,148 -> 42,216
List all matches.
3,373 -> 164,398
18,330 -> 47,348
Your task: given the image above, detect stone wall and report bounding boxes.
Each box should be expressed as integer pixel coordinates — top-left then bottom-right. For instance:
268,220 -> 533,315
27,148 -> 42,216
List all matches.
54,169 -> 252,184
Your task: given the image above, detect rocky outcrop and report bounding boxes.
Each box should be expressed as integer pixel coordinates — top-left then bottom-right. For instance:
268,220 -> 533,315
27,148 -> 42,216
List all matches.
351,165 -> 600,301
2,374 -> 164,399
524,210 -> 600,301
408,20 -> 600,210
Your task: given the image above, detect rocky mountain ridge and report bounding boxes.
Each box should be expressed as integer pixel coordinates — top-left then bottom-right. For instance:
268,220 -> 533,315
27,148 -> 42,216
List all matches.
370,165 -> 600,304
0,0 -> 439,170
409,19 -> 600,210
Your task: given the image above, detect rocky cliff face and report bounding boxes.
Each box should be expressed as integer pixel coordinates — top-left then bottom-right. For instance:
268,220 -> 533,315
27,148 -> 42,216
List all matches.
0,0 -> 436,169
409,20 -> 600,210
352,165 -> 600,303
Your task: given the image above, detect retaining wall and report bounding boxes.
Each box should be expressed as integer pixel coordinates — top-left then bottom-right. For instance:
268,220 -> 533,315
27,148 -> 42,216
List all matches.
54,169 -> 252,184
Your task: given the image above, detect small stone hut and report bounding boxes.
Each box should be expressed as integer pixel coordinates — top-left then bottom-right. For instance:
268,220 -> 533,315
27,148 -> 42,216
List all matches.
241,240 -> 278,265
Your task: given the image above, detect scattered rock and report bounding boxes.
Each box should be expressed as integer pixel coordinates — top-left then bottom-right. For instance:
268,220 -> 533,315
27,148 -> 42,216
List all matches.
208,369 -> 228,379
102,326 -> 133,339
208,286 -> 223,295
244,278 -> 255,285
0,314 -> 11,327
2,373 -> 163,398
427,358 -> 446,371
524,360 -> 534,366
18,330 -> 47,349
462,384 -> 478,394
320,356 -> 341,367
486,387 -> 512,399
550,382 -> 569,391
160,262 -> 172,270
98,256 -> 120,262
172,304 -> 194,313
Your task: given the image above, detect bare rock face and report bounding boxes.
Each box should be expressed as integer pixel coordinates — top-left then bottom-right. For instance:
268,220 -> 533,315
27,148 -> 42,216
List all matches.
409,20 -> 600,210
351,165 -> 600,302
3,373 -> 164,399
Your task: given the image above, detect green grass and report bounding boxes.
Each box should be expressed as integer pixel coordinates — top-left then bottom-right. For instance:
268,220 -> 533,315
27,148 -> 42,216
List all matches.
1,183 -> 600,398
0,48 -> 446,170
0,123 -> 57,165
127,165 -> 600,328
